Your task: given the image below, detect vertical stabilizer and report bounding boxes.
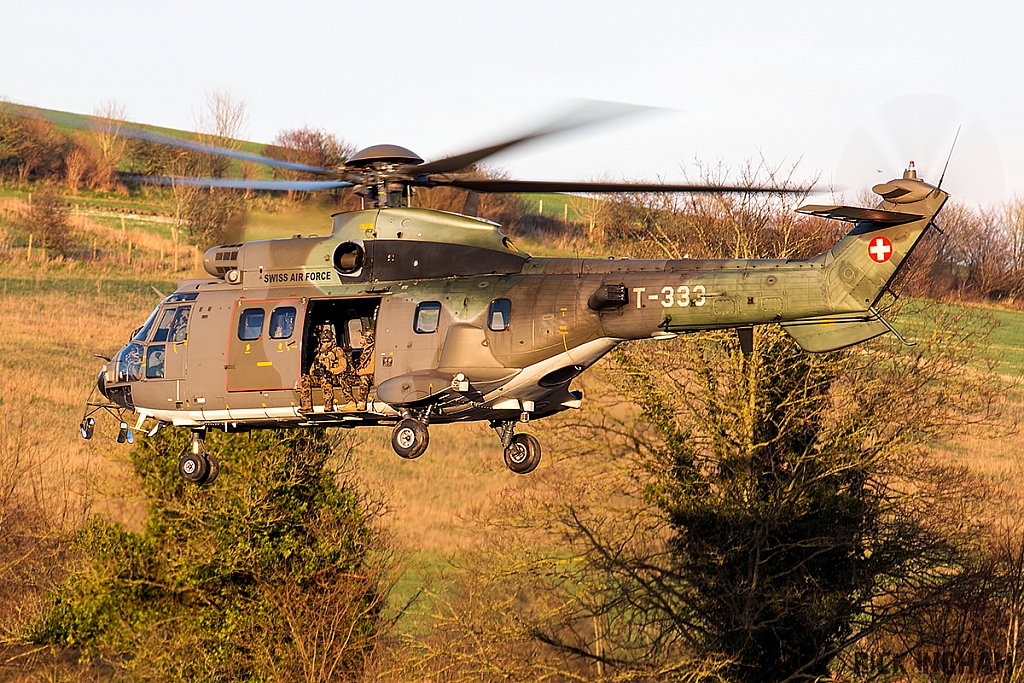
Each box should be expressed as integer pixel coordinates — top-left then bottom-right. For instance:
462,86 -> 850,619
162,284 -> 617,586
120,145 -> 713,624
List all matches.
782,165 -> 949,352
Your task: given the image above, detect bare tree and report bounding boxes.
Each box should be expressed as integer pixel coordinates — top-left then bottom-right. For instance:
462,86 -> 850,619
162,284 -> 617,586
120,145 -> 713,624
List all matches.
175,91 -> 251,251
87,100 -> 129,191
195,89 -> 248,152
267,126 -> 354,202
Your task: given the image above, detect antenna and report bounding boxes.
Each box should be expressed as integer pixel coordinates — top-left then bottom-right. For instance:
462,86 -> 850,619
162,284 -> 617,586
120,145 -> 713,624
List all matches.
937,126 -> 962,190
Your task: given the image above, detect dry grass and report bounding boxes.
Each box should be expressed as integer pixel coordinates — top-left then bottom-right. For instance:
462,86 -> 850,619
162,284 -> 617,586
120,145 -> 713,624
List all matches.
0,261 -> 170,529
354,419 -> 569,552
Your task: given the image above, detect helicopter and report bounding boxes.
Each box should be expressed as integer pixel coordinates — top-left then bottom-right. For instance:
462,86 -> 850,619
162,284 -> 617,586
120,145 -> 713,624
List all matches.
62,105 -> 948,484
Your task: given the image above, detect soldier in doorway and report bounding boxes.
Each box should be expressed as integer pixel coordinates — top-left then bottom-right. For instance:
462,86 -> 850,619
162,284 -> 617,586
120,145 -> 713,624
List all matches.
340,326 -> 375,410
299,324 -> 348,412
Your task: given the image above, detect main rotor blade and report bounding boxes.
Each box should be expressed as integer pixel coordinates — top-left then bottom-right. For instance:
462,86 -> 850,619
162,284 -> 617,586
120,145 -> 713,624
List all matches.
14,106 -> 337,175
408,100 -> 656,175
124,175 -> 353,191
434,178 -> 810,194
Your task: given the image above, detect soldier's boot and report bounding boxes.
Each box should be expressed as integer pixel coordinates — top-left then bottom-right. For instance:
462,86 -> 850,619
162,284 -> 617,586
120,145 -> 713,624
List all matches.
299,376 -> 313,412
322,383 -> 335,412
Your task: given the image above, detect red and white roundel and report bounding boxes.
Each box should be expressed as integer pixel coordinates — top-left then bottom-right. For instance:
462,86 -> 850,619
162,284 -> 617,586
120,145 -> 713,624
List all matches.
868,236 -> 893,263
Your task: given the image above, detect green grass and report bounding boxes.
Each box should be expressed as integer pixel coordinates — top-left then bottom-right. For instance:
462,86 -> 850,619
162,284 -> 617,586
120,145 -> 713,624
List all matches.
522,192 -> 579,220
892,299 -> 1024,376
985,307 -> 1024,376
0,262 -> 176,299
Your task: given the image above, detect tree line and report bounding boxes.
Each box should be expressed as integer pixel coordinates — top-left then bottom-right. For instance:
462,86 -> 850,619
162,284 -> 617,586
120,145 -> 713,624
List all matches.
4,96 -> 1023,311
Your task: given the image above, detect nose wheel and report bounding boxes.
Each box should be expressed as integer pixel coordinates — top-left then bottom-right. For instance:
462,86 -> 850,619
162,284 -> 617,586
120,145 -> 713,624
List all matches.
391,418 -> 430,459
179,430 -> 219,485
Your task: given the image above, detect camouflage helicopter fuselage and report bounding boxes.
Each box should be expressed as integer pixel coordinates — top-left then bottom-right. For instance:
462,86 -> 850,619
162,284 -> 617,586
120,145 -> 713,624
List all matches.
93,170 -> 947,474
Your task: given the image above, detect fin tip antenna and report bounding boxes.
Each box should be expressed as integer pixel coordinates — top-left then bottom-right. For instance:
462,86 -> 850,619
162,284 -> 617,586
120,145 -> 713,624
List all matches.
937,125 -> 962,190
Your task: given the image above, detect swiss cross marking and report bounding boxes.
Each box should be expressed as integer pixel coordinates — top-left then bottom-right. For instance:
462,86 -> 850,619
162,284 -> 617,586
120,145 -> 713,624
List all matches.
868,236 -> 893,263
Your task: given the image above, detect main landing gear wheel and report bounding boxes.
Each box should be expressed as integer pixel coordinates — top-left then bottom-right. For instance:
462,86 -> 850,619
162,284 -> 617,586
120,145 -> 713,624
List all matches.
201,452 -> 219,485
391,418 -> 429,459
178,452 -> 209,483
179,430 -> 218,485
504,433 -> 541,474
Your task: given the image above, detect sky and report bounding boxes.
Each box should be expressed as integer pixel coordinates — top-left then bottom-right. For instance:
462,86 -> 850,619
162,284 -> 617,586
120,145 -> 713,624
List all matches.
3,0 -> 1022,206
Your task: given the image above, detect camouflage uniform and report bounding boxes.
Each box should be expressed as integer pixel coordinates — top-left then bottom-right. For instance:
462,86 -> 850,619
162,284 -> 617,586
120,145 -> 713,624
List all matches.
300,326 -> 348,412
338,328 -> 375,410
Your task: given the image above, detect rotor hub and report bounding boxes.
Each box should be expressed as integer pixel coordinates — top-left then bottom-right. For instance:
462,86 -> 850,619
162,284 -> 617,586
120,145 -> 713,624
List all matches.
347,144 -> 423,167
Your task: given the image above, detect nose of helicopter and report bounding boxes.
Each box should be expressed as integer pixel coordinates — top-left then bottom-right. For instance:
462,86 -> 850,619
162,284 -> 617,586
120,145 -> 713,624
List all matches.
97,367 -> 110,400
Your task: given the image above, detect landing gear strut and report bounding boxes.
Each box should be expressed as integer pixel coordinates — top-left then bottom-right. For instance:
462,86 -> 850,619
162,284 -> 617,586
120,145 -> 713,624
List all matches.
492,420 -> 543,474
179,429 -> 219,485
391,418 -> 429,459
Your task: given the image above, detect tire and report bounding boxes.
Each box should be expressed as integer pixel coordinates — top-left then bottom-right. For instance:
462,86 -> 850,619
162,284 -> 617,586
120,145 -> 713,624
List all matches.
504,433 -> 541,474
80,417 -> 95,440
178,453 -> 210,483
391,419 -> 429,459
200,453 -> 219,485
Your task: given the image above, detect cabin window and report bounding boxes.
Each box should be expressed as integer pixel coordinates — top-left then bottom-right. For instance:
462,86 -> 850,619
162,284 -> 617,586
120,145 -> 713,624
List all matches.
347,318 -> 365,348
488,298 -> 512,331
414,301 -> 441,334
270,307 -> 296,339
146,345 -> 165,379
238,308 -> 265,340
169,306 -> 191,342
152,308 -> 178,342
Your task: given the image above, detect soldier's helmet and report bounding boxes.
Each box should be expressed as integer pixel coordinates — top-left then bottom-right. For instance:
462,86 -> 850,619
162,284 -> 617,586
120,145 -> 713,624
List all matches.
317,325 -> 335,346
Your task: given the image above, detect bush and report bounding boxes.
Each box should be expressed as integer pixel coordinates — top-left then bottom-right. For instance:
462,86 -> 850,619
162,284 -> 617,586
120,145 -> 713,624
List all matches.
18,185 -> 74,258
31,428 -> 391,682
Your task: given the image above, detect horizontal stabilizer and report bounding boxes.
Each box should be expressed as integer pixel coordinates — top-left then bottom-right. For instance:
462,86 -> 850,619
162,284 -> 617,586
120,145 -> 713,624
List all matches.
797,205 -> 923,225
781,313 -> 890,353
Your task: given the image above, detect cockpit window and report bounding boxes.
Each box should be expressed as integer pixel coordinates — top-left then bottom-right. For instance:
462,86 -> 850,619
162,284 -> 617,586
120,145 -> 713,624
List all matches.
414,302 -> 441,334
146,345 -> 165,379
152,308 -> 177,342
131,308 -> 160,343
116,343 -> 144,383
238,308 -> 265,340
270,307 -> 296,339
170,306 -> 191,342
488,298 -> 512,331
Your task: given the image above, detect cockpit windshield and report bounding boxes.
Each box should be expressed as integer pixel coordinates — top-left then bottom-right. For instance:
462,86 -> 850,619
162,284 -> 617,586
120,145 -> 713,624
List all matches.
115,343 -> 144,383
131,308 -> 160,343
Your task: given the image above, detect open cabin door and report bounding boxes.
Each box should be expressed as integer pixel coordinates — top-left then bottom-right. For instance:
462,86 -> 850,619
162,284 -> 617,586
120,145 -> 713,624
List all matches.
302,297 -> 381,374
227,299 -> 305,392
